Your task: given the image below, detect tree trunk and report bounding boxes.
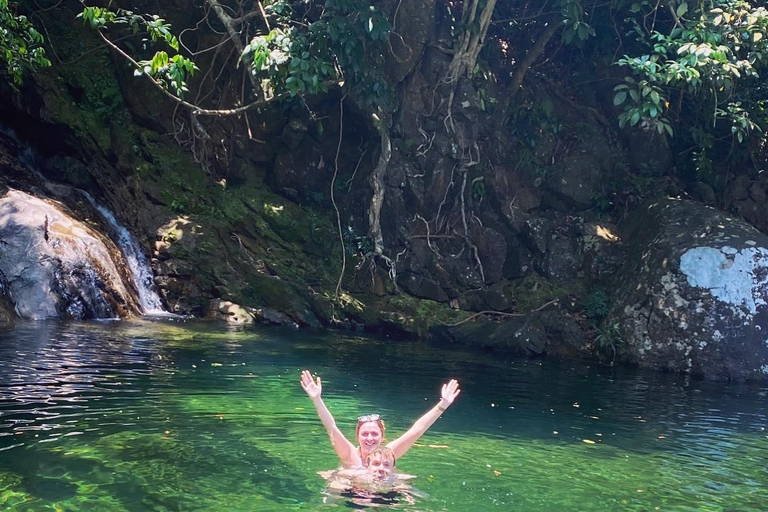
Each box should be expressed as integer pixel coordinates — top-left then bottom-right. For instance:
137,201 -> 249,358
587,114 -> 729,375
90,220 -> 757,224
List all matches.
368,112 -> 392,256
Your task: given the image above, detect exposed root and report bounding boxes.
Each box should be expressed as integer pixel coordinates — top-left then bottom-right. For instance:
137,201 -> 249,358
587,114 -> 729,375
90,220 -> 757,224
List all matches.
458,167 -> 485,283
444,0 -> 498,132
440,299 -> 560,327
331,96 -> 347,306
415,213 -> 440,258
345,144 -> 368,192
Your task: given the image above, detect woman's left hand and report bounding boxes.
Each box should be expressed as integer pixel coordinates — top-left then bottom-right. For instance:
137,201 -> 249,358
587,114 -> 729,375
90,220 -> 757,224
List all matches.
440,379 -> 461,406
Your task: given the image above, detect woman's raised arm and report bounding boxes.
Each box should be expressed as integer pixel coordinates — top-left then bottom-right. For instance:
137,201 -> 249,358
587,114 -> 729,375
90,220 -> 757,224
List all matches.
300,369 -> 358,467
387,379 -> 461,460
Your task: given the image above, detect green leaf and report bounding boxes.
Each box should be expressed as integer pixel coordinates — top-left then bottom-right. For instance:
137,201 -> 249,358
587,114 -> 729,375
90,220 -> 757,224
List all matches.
676,2 -> 688,17
614,91 -> 627,105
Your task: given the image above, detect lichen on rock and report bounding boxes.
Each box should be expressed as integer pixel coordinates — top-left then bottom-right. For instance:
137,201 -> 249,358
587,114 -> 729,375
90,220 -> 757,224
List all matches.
679,246 -> 768,319
610,198 -> 768,381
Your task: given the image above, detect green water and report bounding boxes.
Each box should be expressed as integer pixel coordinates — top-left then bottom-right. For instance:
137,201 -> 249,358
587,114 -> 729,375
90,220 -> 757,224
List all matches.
0,320 -> 765,511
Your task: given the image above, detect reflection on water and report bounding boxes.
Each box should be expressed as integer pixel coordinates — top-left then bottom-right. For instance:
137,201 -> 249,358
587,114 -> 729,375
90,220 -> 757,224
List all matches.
0,319 -> 766,511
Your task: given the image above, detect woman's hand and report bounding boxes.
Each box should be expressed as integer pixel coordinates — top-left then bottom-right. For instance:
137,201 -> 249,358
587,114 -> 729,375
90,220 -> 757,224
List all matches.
300,369 -> 322,400
439,379 -> 461,407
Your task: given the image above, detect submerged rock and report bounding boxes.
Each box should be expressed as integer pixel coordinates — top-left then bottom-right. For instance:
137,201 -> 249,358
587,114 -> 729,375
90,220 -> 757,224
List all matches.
610,198 -> 768,381
0,189 -> 140,319
22,475 -> 77,502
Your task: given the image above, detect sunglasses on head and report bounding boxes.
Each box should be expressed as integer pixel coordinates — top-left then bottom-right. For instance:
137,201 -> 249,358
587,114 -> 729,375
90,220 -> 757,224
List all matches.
357,414 -> 380,423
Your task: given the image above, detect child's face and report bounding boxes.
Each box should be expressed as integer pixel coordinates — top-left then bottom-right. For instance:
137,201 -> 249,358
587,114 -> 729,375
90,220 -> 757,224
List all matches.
366,453 -> 394,481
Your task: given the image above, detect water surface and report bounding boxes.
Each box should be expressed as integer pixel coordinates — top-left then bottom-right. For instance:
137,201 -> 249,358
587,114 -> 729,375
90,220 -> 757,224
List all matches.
0,320 -> 765,511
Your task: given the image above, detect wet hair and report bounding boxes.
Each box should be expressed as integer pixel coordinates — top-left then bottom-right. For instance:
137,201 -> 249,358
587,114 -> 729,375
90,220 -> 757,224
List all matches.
356,417 -> 386,442
365,446 -> 396,468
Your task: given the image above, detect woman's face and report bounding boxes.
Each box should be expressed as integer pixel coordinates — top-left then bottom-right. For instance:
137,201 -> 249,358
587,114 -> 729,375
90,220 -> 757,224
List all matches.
357,421 -> 383,450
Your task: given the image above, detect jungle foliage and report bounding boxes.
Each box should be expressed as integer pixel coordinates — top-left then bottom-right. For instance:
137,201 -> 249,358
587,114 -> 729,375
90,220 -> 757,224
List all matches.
0,0 -> 50,87
613,0 -> 768,144
70,1 -> 768,162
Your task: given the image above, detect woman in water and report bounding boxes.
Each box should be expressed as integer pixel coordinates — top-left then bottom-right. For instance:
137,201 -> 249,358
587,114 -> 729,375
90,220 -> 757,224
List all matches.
300,369 -> 460,468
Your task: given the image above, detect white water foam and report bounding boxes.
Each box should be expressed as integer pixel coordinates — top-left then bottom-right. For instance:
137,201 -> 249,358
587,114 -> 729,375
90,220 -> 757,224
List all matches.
79,191 -> 166,315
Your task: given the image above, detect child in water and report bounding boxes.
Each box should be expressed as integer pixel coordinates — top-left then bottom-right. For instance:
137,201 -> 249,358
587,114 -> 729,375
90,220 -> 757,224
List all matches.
319,447 -> 421,506
319,446 -> 415,492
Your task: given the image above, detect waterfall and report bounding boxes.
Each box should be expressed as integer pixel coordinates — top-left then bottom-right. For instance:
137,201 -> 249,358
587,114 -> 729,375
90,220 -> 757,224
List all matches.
79,192 -> 166,315
10,134 -> 167,316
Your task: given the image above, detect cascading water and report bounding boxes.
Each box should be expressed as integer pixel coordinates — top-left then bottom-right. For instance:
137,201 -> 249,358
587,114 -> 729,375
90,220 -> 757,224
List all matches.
79,192 -> 166,315
12,134 -> 167,316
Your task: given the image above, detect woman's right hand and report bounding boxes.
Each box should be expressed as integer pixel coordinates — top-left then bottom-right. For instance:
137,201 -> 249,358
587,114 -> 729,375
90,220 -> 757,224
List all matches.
440,379 -> 461,406
300,369 -> 322,400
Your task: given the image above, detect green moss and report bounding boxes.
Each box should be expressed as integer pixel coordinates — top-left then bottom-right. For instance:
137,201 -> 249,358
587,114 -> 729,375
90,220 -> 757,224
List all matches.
387,294 -> 472,333
40,28 -> 128,154
507,273 -> 579,312
240,275 -> 303,311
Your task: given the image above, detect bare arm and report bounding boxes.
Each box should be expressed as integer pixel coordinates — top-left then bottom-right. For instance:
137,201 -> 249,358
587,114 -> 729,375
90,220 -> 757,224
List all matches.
301,369 -> 359,467
387,379 -> 461,460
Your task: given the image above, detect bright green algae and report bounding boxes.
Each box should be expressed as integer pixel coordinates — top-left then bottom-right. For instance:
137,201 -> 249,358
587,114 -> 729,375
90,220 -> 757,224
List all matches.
0,320 -> 765,511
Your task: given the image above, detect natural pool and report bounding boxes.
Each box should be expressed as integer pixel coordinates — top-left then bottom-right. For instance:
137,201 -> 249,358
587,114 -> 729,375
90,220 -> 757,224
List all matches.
0,320 -> 765,511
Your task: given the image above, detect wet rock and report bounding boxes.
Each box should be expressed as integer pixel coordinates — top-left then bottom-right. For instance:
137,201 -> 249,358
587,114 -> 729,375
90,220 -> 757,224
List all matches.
609,198 -> 768,381
208,299 -> 254,324
44,155 -> 94,191
0,189 -> 140,319
252,306 -> 299,328
432,308 -> 586,357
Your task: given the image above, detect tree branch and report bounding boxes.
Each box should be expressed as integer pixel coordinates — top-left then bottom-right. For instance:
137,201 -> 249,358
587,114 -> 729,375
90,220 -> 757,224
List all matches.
496,19 -> 562,128
97,31 -> 291,116
206,0 -> 262,96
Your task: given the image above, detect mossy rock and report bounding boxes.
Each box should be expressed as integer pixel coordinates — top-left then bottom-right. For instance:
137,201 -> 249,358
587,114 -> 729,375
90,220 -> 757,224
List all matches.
240,275 -> 304,312
506,273 -> 579,312
384,294 -> 471,336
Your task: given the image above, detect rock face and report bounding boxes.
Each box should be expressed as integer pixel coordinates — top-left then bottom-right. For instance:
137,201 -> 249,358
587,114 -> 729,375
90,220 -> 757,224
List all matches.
611,198 -> 768,381
0,189 -> 140,319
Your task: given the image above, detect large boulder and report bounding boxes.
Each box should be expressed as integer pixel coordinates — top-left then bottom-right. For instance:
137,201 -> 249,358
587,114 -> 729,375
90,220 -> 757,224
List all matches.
0,189 -> 140,319
610,198 -> 768,381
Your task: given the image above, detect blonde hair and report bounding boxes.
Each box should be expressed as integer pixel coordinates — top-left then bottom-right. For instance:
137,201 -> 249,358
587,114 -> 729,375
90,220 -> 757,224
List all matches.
365,446 -> 396,467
